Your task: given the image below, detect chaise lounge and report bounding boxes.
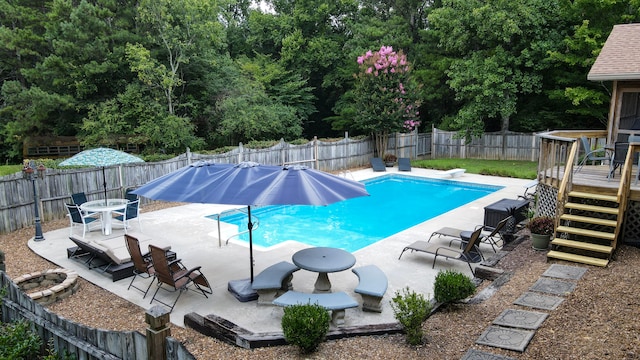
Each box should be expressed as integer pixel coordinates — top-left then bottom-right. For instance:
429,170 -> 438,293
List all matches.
428,216 -> 512,252
398,227 -> 484,275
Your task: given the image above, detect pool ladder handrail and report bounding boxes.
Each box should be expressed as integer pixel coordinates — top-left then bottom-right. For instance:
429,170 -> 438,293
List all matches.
210,207 -> 259,247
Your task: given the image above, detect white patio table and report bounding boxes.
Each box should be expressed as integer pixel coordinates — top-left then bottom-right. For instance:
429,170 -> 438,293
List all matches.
292,247 -> 356,293
80,199 -> 128,236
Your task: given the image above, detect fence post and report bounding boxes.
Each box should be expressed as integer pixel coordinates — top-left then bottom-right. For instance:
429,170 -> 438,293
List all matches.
0,250 -> 5,272
146,305 -> 171,360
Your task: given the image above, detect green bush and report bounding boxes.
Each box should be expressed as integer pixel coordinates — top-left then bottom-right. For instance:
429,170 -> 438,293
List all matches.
281,303 -> 330,353
433,270 -> 476,304
0,320 -> 42,359
390,287 -> 432,345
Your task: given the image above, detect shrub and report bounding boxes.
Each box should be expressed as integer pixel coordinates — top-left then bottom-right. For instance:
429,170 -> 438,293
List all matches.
527,216 -> 555,235
390,287 -> 432,345
433,270 -> 476,304
281,303 -> 330,353
383,153 -> 397,162
0,320 -> 42,359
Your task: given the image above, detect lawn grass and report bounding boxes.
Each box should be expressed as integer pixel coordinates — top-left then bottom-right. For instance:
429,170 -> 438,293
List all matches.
0,164 -> 24,176
413,158 -> 537,179
1,158 -> 539,179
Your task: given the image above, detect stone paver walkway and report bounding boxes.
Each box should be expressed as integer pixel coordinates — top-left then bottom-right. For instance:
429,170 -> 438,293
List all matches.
463,263 -> 587,359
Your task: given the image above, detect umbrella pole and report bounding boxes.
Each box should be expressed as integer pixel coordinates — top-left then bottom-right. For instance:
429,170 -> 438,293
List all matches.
102,167 -> 108,205
248,206 -> 254,282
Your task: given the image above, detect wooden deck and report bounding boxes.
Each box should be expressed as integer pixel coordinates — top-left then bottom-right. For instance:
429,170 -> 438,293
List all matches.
543,164 -> 640,200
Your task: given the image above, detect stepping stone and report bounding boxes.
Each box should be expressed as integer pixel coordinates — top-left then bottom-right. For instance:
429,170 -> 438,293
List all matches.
529,277 -> 576,296
513,291 -> 565,310
542,264 -> 587,280
492,309 -> 548,330
461,348 -> 517,360
476,325 -> 535,352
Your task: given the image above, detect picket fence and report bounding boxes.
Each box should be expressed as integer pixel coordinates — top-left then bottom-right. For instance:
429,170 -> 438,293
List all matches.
0,271 -> 193,359
0,130 -> 539,235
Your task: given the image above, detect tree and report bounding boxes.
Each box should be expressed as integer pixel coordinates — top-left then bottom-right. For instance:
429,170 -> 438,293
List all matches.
348,45 -> 421,156
131,0 -> 226,115
216,73 -> 302,143
428,0 -> 564,140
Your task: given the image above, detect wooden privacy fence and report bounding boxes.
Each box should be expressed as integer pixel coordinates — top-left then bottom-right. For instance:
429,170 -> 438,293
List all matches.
0,271 -> 194,360
0,130 -> 540,235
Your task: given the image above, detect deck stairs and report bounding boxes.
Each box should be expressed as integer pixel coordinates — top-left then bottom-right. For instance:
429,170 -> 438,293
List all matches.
547,190 -> 620,267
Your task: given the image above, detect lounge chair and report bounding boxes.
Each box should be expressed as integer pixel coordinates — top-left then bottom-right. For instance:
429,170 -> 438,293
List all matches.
124,234 -> 156,298
428,216 -> 512,252
398,158 -> 411,171
65,203 -> 102,238
113,199 -> 141,233
370,157 -> 386,172
398,227 -> 484,275
575,136 -> 609,172
148,244 -> 212,311
68,236 -> 116,272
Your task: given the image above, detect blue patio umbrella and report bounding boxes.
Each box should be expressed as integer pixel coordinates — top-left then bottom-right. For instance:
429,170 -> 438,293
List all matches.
60,147 -> 144,203
132,161 -> 370,290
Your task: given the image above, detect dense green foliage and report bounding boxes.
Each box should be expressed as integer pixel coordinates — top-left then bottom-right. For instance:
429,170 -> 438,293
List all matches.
1,0 -> 638,163
0,320 -> 42,359
433,270 -> 476,304
281,303 -> 330,353
390,287 -> 432,345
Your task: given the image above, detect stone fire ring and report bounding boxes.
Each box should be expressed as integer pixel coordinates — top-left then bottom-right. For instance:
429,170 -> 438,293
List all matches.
14,268 -> 79,305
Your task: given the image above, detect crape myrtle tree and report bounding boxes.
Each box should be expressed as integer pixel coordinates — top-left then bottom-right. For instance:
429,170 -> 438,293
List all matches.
349,45 -> 421,157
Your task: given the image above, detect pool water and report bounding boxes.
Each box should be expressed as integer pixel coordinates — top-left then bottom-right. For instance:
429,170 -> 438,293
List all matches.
211,174 -> 502,252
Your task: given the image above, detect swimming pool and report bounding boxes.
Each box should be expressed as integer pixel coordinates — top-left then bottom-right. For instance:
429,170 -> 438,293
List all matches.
210,174 -> 502,252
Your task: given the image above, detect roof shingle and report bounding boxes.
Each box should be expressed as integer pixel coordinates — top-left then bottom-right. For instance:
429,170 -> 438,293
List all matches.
588,23 -> 640,81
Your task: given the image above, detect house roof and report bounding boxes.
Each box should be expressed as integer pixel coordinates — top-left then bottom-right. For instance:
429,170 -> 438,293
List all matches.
588,23 -> 640,81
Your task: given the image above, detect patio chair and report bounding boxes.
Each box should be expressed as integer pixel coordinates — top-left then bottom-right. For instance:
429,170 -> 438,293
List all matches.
609,142 -> 629,179
428,216 -> 512,253
124,234 -> 155,298
398,158 -> 411,171
398,226 -> 484,275
575,136 -> 609,172
125,187 -> 139,202
65,203 -> 102,238
71,192 -> 89,205
370,157 -> 386,172
113,199 -> 141,233
148,244 -> 212,311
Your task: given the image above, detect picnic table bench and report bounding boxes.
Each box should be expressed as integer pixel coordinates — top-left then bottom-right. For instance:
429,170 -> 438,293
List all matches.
251,261 -> 300,305
352,265 -> 388,312
273,290 -> 359,326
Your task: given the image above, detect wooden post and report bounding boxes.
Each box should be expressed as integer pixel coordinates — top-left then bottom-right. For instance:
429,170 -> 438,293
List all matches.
0,250 -> 5,272
146,305 -> 171,360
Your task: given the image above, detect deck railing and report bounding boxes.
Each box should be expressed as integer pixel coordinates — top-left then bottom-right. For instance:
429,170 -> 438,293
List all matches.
537,130 -> 640,250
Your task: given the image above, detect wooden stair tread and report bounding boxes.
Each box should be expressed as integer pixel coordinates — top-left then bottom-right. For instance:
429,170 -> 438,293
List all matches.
560,214 -> 617,227
556,226 -> 615,240
547,250 -> 609,267
564,202 -> 619,215
550,238 -> 614,254
568,191 -> 618,203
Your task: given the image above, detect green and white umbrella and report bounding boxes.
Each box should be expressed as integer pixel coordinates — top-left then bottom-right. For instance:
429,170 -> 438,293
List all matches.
59,147 -> 144,202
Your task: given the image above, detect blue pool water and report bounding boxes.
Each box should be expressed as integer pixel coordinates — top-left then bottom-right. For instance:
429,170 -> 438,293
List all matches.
210,174 -> 502,252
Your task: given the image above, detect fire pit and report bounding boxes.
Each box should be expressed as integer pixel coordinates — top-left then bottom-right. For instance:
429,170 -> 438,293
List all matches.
13,268 -> 79,305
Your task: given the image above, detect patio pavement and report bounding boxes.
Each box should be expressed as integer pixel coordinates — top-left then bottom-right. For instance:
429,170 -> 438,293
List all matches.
28,167 -> 531,336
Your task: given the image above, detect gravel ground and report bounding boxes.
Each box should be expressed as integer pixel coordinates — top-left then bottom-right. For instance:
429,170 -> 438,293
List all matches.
2,202 -> 639,359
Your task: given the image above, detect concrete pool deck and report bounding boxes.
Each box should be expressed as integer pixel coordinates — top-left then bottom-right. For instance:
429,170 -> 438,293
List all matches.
28,167 -> 532,344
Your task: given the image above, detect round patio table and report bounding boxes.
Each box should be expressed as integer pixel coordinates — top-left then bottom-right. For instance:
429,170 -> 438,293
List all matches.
80,199 -> 128,236
292,247 -> 356,293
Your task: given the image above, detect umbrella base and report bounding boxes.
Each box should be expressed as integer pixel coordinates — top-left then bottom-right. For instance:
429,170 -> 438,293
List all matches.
227,278 -> 258,302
